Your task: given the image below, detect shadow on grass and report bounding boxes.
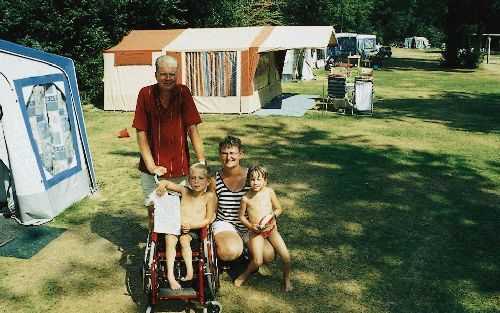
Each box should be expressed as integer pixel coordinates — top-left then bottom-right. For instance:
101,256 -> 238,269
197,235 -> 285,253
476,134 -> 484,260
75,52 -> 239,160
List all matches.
375,92 -> 500,133
109,150 -> 141,158
381,56 -> 473,73
80,91 -> 498,312
207,121 -> 498,313
89,212 -> 197,312
89,212 -> 149,309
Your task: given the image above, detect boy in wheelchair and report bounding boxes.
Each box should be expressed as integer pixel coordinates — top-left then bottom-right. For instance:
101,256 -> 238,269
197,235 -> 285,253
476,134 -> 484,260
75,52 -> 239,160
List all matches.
155,163 -> 216,290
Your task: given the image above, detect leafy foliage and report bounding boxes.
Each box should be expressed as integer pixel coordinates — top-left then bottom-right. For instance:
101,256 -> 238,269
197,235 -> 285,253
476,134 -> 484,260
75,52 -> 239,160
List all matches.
183,0 -> 284,27
440,0 -> 499,68
235,0 -> 284,26
0,0 -> 186,103
1,0 -> 498,101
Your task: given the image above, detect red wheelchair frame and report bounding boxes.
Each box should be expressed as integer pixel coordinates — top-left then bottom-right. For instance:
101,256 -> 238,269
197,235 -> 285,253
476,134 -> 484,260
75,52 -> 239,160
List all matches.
143,225 -> 221,313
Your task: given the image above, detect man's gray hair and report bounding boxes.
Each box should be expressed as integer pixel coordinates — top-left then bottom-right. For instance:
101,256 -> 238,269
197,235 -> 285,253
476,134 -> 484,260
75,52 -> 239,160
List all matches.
155,55 -> 178,72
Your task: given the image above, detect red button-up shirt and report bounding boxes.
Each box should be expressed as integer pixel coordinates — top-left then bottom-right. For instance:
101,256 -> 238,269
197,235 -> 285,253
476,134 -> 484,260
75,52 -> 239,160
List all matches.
132,84 -> 202,178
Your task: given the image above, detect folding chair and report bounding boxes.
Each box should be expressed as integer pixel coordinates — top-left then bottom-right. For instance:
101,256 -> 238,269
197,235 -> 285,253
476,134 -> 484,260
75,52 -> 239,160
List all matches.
325,72 -> 351,112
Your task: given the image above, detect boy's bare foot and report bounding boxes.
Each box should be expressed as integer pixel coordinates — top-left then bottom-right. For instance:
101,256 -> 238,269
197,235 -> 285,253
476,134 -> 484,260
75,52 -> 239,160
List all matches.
180,273 -> 193,281
181,267 -> 193,281
168,276 -> 182,290
283,279 -> 293,292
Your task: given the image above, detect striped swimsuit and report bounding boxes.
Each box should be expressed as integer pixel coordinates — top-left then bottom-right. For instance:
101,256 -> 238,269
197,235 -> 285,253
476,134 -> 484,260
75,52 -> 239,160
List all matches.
214,171 -> 250,234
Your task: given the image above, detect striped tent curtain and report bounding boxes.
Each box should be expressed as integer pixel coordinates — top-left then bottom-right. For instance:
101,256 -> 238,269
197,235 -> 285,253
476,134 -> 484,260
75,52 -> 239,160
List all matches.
185,51 -> 237,96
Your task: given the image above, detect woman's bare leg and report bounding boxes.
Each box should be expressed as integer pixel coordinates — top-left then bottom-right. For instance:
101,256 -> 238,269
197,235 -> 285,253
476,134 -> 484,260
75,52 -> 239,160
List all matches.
214,231 -> 244,261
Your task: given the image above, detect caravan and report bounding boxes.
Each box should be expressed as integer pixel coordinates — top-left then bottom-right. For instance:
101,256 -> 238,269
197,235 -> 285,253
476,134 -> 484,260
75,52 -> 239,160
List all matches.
327,33 -> 358,63
0,40 -> 97,225
356,34 -> 378,58
325,33 -> 380,69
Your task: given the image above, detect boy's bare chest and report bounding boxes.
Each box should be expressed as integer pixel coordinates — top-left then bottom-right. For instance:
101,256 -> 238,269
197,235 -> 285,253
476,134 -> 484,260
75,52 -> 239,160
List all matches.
248,191 -> 271,210
181,196 -> 206,213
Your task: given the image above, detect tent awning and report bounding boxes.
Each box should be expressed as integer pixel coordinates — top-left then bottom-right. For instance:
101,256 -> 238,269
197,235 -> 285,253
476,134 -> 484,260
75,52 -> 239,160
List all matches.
257,26 -> 337,52
164,27 -> 265,52
105,26 -> 337,54
104,29 -> 185,52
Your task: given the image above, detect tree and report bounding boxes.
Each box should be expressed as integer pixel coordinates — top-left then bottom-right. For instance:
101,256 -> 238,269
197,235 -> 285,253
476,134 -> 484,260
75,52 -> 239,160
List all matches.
0,0 -> 188,103
281,0 -> 336,26
184,0 -> 283,27
235,0 -> 284,26
441,0 -> 499,68
371,0 -> 446,46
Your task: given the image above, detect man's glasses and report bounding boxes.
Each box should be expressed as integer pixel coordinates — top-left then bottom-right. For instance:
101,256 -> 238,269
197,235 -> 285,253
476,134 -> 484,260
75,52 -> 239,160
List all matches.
158,73 -> 177,79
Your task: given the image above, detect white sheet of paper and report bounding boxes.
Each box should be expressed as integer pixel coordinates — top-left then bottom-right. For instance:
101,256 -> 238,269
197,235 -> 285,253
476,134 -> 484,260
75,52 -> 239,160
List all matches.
150,192 -> 181,235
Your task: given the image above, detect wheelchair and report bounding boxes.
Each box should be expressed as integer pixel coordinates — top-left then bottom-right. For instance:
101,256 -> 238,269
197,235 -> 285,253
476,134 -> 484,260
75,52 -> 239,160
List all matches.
143,225 -> 221,313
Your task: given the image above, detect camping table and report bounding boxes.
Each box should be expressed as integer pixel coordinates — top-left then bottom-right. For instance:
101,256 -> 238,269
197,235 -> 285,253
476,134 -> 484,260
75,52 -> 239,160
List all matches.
347,55 -> 361,77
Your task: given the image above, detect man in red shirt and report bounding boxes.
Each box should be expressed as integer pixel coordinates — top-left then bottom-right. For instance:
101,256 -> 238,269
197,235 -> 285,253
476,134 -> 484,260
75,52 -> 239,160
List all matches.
132,55 -> 206,227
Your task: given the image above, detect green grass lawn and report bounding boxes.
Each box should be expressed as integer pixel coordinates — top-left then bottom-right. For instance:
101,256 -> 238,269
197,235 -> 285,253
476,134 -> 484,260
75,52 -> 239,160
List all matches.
0,48 -> 498,313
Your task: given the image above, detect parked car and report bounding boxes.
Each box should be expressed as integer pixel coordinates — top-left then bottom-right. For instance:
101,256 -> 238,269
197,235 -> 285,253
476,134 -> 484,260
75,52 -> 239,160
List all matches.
377,46 -> 392,58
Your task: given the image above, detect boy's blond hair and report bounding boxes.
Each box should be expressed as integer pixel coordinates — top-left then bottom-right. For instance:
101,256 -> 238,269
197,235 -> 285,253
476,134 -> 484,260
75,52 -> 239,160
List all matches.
189,163 -> 212,179
247,164 -> 269,184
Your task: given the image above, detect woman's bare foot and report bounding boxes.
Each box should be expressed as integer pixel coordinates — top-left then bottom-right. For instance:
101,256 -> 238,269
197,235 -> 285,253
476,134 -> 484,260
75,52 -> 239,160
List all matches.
283,279 -> 293,292
168,276 -> 182,290
234,271 -> 250,287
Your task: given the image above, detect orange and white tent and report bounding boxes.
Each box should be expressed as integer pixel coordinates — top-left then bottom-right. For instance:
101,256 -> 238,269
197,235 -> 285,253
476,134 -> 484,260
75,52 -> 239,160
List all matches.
103,26 -> 336,113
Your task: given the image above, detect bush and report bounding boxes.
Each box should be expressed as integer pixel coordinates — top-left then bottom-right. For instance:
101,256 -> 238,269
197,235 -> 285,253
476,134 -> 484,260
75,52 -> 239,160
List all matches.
440,45 -> 485,69
460,47 -> 486,68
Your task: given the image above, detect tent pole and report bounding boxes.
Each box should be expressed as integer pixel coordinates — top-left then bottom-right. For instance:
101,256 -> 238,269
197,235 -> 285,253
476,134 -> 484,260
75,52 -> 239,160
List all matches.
487,35 -> 491,64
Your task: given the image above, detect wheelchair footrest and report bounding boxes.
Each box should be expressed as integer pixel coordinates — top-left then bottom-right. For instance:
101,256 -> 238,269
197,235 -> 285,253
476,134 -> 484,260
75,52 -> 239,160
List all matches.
159,287 -> 197,298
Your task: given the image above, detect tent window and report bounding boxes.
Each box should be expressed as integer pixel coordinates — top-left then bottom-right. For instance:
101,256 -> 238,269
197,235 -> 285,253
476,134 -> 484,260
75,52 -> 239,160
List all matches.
14,73 -> 81,189
185,51 -> 237,96
25,83 -> 75,176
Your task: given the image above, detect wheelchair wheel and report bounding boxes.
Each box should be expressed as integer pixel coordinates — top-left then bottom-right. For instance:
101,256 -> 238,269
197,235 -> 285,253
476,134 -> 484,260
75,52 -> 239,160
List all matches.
203,228 -> 219,300
203,301 -> 222,313
150,258 -> 159,305
144,233 -> 159,306
143,232 -> 154,295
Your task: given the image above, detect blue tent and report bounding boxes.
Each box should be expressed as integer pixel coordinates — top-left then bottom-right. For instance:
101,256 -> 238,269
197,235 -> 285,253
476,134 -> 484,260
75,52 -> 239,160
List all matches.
0,39 -> 97,225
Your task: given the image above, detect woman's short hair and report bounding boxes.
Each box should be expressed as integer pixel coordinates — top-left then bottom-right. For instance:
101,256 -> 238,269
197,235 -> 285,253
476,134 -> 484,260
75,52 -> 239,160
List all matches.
218,135 -> 242,152
189,163 -> 212,179
155,55 -> 178,72
247,164 -> 269,184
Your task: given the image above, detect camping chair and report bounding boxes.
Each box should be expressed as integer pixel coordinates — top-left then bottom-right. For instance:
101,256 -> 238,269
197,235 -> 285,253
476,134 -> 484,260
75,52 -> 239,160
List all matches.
325,72 -> 352,112
349,76 -> 374,115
